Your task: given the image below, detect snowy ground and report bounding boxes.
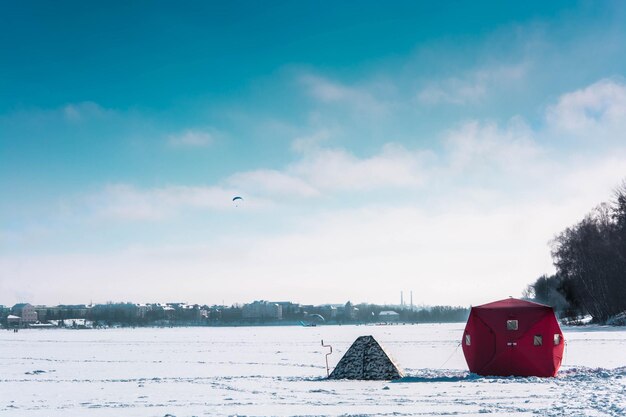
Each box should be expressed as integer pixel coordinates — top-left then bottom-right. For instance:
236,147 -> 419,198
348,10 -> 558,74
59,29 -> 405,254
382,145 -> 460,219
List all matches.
0,323 -> 624,416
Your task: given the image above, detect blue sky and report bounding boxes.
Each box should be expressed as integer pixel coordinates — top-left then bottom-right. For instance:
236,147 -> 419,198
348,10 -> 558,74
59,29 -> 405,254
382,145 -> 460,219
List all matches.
2,1 -> 626,306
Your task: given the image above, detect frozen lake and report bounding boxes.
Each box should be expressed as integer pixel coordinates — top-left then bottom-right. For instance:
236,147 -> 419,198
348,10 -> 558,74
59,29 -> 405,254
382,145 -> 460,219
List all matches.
1,323 -> 624,416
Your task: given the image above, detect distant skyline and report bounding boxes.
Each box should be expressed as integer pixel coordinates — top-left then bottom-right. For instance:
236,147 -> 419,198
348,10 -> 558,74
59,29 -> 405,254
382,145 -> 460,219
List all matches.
2,1 -> 626,306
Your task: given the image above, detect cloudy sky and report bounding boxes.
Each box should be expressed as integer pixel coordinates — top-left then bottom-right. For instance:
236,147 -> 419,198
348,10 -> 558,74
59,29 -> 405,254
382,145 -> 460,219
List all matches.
2,1 -> 626,307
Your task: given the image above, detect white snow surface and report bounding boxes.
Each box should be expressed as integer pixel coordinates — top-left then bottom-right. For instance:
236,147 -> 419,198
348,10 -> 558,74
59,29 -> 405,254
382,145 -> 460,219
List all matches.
0,323 -> 624,416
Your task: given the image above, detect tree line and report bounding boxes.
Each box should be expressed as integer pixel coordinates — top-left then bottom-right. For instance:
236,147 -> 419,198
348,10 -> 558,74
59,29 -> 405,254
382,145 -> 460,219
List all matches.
349,303 -> 469,323
525,181 -> 626,323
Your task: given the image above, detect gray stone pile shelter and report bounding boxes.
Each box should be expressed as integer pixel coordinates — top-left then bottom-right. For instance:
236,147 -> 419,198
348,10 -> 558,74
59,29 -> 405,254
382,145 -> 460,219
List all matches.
328,335 -> 404,380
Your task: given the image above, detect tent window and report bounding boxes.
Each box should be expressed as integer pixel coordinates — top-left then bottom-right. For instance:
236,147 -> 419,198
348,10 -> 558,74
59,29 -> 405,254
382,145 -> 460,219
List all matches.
506,319 -> 518,330
533,335 -> 542,346
554,334 -> 561,345
465,334 -> 471,345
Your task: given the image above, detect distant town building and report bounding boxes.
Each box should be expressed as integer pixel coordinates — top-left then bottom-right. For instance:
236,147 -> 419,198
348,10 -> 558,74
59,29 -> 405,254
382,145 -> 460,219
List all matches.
177,304 -> 202,321
275,302 -> 302,319
11,303 -> 38,324
135,303 -> 151,319
7,315 -> 21,327
34,304 -> 88,321
161,305 -> 176,319
343,301 -> 358,320
320,305 -> 338,320
0,299 -> 468,328
242,301 -> 282,320
378,310 -> 400,322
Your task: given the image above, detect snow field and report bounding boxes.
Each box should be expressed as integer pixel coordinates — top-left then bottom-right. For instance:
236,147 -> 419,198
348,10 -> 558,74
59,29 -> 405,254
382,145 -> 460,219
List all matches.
0,323 -> 624,416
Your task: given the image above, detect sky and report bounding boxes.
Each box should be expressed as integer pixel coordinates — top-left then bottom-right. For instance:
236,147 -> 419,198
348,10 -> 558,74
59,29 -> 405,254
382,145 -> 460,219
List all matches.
2,1 -> 626,307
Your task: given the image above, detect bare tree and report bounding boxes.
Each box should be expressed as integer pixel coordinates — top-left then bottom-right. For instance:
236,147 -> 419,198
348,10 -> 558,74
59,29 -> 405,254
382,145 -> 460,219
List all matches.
548,181 -> 626,322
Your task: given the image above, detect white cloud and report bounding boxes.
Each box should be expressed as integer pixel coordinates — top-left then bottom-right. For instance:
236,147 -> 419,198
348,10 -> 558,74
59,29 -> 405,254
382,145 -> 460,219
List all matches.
301,74 -> 360,102
225,138 -> 432,199
300,74 -> 390,115
80,80 -> 623,223
167,129 -> 214,147
546,78 -> 626,132
418,80 -> 487,105
291,144 -> 431,192
90,184 -> 253,221
62,102 -> 111,122
417,63 -> 527,105
227,169 -> 320,198
0,197 -> 598,306
291,129 -> 333,153
80,141 -> 431,222
5,77 -> 626,306
553,153 -> 626,205
443,119 -> 542,175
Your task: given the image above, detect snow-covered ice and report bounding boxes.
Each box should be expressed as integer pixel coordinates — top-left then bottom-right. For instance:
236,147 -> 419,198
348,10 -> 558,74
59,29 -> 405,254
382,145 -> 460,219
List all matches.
1,323 -> 624,416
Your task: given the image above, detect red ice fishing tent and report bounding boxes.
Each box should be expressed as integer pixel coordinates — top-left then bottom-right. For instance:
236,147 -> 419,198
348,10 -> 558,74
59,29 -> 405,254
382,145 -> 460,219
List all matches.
462,298 -> 564,377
